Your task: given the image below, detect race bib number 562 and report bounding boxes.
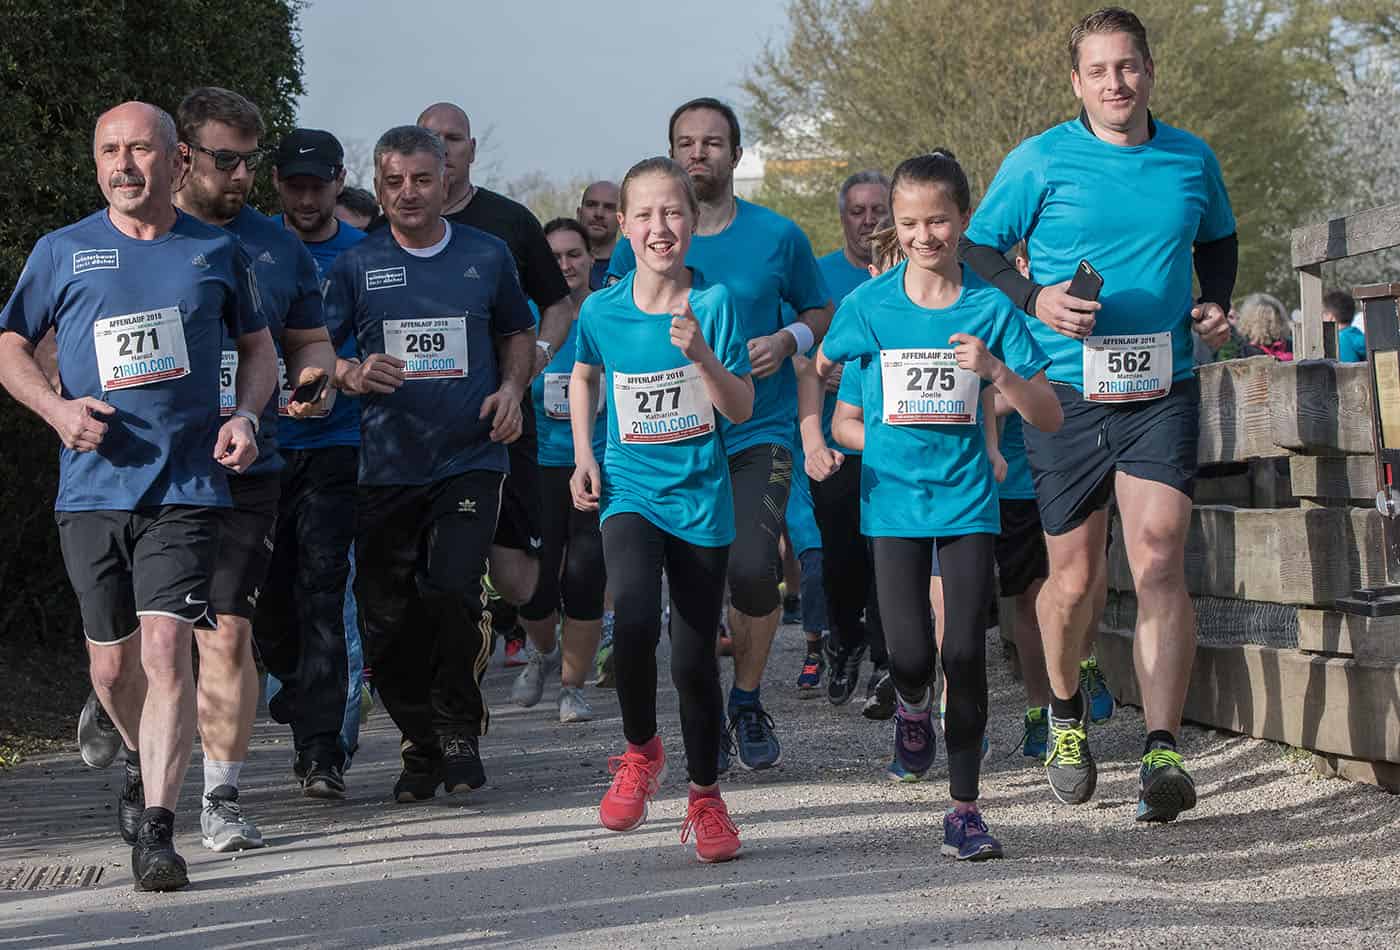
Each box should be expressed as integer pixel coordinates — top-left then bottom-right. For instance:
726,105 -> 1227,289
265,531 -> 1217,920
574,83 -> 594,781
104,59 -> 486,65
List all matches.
613,364 -> 714,444
1083,332 -> 1171,403
878,348 -> 979,425
383,317 -> 468,379
93,307 -> 190,391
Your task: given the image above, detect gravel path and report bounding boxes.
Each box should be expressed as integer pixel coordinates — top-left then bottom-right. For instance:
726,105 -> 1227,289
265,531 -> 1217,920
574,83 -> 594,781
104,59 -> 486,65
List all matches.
3,623 -> 1399,949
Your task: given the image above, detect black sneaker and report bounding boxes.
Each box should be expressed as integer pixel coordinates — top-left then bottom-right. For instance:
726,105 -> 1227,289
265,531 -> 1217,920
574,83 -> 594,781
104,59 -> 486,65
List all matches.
393,766 -> 441,803
1045,695 -> 1097,805
781,594 -> 801,625
441,734 -> 486,794
131,811 -> 188,892
861,666 -> 897,721
825,642 -> 866,706
118,756 -> 144,845
303,760 -> 347,800
78,690 -> 122,769
292,751 -> 309,781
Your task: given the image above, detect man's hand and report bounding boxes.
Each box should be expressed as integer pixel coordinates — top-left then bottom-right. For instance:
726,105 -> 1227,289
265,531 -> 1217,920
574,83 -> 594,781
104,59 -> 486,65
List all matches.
49,397 -> 115,452
284,366 -> 330,419
481,384 -> 523,443
822,360 -> 844,394
346,354 -> 405,395
805,445 -> 844,482
1192,301 -> 1230,349
989,447 -> 1008,483
949,333 -> 1005,382
1033,280 -> 1100,339
747,331 -> 797,378
570,458 -> 602,511
214,415 -> 259,473
670,300 -> 716,363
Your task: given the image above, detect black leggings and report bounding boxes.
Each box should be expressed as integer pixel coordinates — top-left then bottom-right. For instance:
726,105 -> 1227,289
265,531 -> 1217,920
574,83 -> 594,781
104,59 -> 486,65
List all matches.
602,512 -> 727,787
520,466 -> 606,622
872,533 -> 995,803
810,456 -> 885,660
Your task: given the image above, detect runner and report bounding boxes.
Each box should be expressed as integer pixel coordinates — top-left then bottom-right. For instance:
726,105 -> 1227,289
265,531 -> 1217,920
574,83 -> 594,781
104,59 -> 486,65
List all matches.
0,102 -> 276,890
798,170 -> 889,707
608,97 -> 833,771
173,88 -> 337,851
961,6 -> 1235,819
785,457 -> 828,697
818,150 -> 1060,859
256,127 -> 368,799
326,124 -> 535,802
513,218 -> 608,722
335,186 -> 378,231
572,156 -> 753,863
577,180 -> 620,289
416,102 -> 574,618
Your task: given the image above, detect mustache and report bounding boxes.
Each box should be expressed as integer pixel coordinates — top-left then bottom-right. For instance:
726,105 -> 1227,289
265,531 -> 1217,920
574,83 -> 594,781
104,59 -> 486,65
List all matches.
110,173 -> 146,188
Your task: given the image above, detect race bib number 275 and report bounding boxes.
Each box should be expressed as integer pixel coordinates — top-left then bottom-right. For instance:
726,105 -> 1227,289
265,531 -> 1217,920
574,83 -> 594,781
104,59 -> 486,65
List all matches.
878,348 -> 979,425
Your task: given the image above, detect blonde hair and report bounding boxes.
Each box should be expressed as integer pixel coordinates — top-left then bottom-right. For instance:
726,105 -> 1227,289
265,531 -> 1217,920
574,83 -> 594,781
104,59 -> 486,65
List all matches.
867,217 -> 904,273
1236,292 -> 1290,345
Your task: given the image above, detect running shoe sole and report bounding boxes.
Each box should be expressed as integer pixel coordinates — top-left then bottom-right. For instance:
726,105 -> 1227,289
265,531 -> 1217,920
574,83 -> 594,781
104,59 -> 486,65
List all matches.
77,692 -> 122,769
695,842 -> 741,864
132,855 -> 189,892
1136,767 -> 1197,823
303,780 -> 346,800
201,831 -> 263,853
940,841 -> 1004,861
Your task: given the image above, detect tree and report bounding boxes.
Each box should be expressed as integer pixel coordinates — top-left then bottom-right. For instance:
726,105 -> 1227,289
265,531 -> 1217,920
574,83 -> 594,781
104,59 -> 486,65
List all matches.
744,0 -> 1396,304
0,1 -> 306,653
501,171 -> 596,226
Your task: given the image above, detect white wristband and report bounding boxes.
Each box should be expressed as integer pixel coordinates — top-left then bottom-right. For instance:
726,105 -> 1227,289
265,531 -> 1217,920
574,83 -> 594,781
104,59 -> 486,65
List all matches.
782,322 -> 815,358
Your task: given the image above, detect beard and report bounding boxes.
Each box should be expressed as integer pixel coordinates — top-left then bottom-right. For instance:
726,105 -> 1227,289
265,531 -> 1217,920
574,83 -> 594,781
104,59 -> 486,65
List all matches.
185,176 -> 248,221
689,170 -> 728,204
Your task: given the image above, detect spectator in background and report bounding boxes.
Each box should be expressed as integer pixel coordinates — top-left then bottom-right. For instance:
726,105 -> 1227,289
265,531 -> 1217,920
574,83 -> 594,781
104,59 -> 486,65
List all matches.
1324,290 -> 1366,362
335,186 -> 378,230
1236,292 -> 1292,361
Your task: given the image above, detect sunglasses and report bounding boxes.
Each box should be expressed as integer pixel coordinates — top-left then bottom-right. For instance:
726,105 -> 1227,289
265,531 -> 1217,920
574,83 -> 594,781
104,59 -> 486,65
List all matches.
188,142 -> 265,172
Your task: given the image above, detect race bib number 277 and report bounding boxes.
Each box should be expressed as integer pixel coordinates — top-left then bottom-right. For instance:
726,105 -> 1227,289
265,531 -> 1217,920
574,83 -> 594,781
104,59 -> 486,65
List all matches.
613,364 -> 714,444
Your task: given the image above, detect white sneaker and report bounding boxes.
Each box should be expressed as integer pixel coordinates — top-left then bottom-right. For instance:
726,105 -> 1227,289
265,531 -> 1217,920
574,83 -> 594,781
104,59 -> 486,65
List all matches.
558,686 -> 594,723
511,644 -> 558,708
199,786 -> 264,852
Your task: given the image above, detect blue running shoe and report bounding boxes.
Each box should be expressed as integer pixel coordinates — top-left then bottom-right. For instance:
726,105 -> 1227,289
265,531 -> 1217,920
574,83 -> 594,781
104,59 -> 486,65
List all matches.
941,808 -> 1004,861
1020,706 -> 1049,760
1136,744 -> 1197,823
885,758 -> 922,783
796,645 -> 825,697
894,703 -> 936,777
730,705 -> 782,770
1081,657 -> 1115,724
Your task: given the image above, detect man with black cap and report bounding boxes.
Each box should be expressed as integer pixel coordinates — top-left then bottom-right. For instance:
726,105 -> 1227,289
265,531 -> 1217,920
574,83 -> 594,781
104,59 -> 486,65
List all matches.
251,128 -> 368,800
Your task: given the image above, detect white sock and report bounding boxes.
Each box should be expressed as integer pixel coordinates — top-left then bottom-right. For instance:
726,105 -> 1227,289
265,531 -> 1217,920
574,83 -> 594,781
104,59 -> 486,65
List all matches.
899,688 -> 932,714
203,758 -> 243,796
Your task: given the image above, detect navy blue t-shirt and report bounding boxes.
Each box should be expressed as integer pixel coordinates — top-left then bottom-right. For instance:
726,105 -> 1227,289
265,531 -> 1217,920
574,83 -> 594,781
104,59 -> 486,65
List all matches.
222,207 -> 326,477
324,222 -> 535,486
278,218 -> 366,451
0,209 -> 265,511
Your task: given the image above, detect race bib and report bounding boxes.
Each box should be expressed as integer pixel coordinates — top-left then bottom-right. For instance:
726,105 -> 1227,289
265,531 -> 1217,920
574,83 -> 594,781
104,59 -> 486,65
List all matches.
1083,332 -> 1171,403
276,358 -> 293,416
219,351 -> 238,416
879,348 -> 979,425
93,307 -> 190,391
383,317 -> 468,380
613,364 -> 714,444
543,372 -> 605,421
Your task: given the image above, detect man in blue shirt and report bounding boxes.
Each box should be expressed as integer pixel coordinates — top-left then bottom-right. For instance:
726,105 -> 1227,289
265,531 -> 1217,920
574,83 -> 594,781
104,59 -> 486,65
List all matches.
1326,290 -> 1367,362
608,97 -> 833,771
251,128 -> 367,801
577,180 -> 620,289
0,101 -> 277,891
328,125 -> 536,803
173,88 -> 338,853
961,8 -> 1234,823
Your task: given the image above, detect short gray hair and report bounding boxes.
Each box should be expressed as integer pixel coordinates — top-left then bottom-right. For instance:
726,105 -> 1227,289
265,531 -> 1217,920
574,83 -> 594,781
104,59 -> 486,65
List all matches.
838,169 -> 890,213
373,125 -> 445,175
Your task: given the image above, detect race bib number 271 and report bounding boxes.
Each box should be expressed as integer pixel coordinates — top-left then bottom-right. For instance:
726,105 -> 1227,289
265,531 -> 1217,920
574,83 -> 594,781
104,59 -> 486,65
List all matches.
93,307 -> 190,391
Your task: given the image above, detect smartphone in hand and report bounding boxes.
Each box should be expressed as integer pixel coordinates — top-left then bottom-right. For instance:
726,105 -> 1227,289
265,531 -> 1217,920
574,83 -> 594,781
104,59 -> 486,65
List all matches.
290,375 -> 329,406
1067,260 -> 1104,303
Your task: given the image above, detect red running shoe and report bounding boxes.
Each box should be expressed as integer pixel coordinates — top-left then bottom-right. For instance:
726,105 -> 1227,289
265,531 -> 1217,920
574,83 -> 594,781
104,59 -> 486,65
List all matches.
681,795 -> 742,863
599,744 -> 668,832
503,636 -> 527,667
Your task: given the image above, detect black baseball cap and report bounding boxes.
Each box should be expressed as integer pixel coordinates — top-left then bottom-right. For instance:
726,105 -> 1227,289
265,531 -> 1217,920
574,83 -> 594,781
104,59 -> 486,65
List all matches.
273,128 -> 344,180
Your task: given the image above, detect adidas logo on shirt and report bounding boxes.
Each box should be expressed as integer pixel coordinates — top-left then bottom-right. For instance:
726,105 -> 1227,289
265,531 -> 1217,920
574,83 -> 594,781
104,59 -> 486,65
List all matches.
191,253 -> 209,270
258,250 -> 277,265
464,266 -> 481,279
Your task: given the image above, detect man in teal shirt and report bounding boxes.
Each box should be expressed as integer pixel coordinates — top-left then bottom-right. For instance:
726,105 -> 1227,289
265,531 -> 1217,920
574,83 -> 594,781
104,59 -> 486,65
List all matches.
1326,290 -> 1366,362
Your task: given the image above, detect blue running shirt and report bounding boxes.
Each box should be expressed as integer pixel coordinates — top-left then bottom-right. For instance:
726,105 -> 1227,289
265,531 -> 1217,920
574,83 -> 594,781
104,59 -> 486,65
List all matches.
996,414 -> 1035,502
965,117 -> 1235,392
0,209 -> 265,511
823,263 -> 1049,538
1339,324 -> 1366,363
608,199 -> 829,455
816,249 -> 873,453
531,313 -> 607,467
280,218 -> 366,451
222,207 -> 327,477
324,222 -> 534,487
574,270 -> 752,547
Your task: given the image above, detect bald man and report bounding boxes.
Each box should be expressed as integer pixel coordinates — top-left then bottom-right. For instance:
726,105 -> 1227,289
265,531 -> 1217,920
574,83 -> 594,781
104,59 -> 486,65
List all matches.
413,102 -> 573,638
577,180 -> 619,289
0,102 -> 277,890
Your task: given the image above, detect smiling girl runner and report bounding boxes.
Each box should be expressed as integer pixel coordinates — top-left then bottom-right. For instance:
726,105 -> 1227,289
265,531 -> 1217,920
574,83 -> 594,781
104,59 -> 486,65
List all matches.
570,157 -> 754,864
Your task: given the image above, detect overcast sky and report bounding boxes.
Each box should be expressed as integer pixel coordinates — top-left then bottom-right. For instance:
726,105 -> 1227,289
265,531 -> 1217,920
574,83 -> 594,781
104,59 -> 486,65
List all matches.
295,0 -> 791,186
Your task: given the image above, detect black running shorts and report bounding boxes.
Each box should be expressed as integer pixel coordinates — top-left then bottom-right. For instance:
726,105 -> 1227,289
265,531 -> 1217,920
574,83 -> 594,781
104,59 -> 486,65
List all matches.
208,474 -> 280,620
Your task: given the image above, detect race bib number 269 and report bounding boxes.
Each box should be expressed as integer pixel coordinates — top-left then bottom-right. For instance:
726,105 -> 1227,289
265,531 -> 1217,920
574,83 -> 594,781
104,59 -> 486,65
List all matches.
383,317 -> 468,380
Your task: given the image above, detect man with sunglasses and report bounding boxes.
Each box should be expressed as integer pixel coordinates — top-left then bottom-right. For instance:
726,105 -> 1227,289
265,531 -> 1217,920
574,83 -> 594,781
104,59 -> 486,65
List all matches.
171,87 -> 338,852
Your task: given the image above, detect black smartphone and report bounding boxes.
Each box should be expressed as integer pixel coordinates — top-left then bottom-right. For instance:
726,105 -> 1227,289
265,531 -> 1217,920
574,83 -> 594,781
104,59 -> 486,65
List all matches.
290,375 -> 328,405
1067,259 -> 1104,302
